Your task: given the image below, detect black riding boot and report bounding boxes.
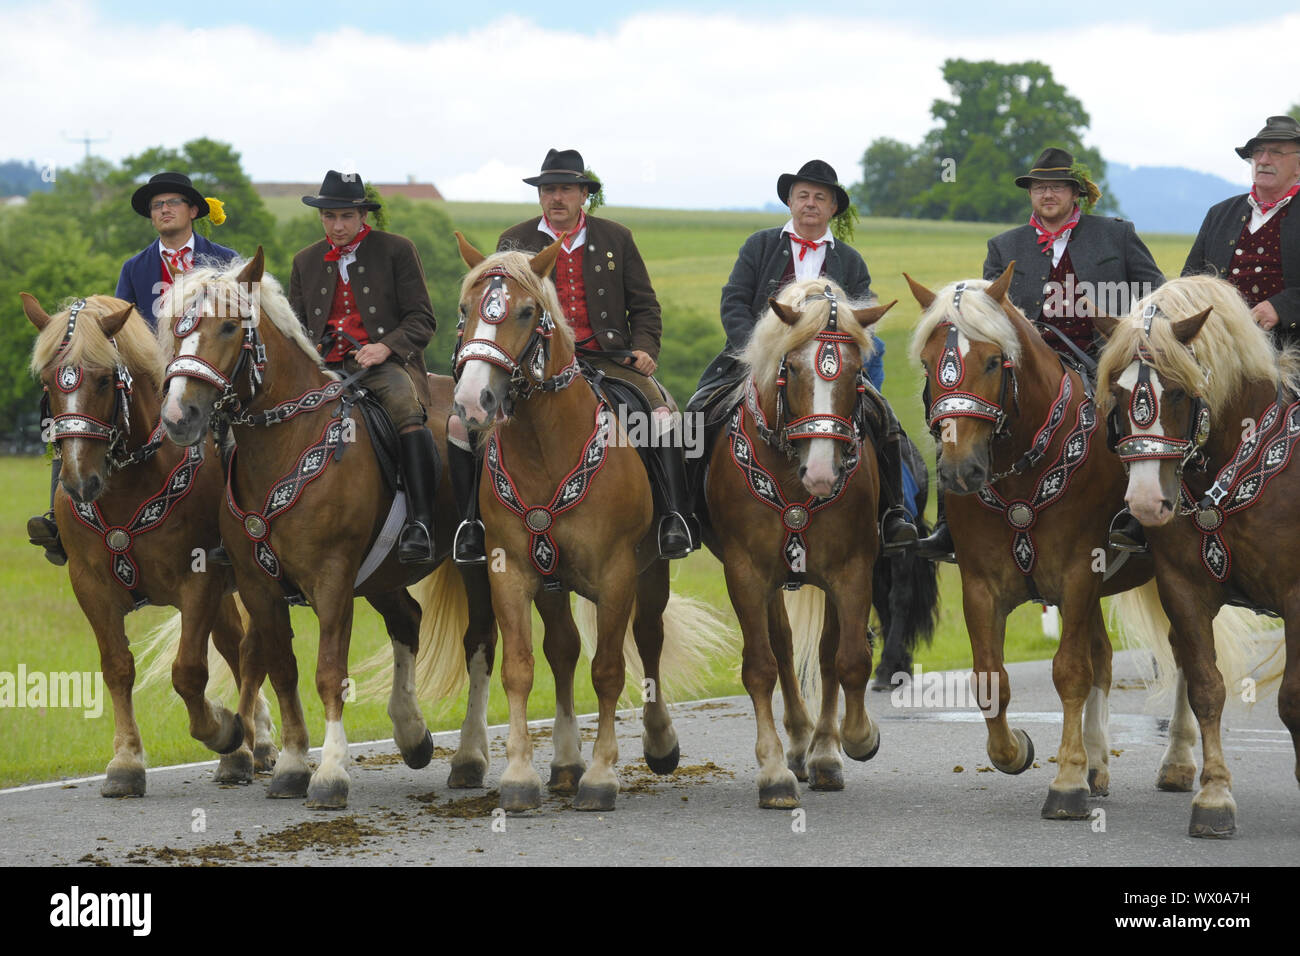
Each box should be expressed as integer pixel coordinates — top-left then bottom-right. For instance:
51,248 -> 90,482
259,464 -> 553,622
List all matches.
398,429 -> 439,564
876,436 -> 919,556
1108,508 -> 1148,553
26,457 -> 66,566
653,440 -> 694,560
914,493 -> 956,563
449,440 -> 486,565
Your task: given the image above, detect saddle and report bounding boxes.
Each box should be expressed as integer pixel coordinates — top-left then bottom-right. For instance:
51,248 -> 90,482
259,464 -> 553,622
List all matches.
583,365 -> 670,505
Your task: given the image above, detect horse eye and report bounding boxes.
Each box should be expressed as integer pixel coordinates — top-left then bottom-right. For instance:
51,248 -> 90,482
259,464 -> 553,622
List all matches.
1165,388 -> 1184,402
985,354 -> 1001,373
220,320 -> 238,336
518,304 -> 533,321
459,303 -> 468,317
98,374 -> 112,389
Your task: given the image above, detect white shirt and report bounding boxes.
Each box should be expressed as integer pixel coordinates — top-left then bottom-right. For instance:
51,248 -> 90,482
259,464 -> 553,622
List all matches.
157,233 -> 195,273
1246,186 -> 1298,234
781,219 -> 834,280
538,215 -> 587,252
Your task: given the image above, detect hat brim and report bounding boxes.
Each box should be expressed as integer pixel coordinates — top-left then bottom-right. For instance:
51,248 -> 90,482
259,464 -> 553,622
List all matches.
1236,135 -> 1300,159
522,171 -> 601,193
777,173 -> 849,216
1015,171 -> 1084,190
301,196 -> 382,211
131,183 -> 209,218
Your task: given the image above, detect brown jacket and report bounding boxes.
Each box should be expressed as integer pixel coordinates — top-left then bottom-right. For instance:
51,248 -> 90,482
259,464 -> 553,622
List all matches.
497,216 -> 662,359
289,229 -> 436,404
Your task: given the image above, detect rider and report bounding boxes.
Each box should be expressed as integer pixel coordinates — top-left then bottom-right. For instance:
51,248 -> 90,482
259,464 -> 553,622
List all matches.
447,147 -> 694,563
26,171 -> 236,566
288,170 -> 440,563
693,158 -> 918,554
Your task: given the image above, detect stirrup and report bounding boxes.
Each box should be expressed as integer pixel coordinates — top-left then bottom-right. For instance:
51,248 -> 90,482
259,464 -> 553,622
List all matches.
880,508 -> 919,556
658,512 -> 693,560
1108,511 -> 1148,554
453,519 -> 487,565
398,520 -> 435,564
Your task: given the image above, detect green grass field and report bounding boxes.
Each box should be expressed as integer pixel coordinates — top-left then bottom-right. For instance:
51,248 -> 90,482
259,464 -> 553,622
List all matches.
2,202 -> 1197,788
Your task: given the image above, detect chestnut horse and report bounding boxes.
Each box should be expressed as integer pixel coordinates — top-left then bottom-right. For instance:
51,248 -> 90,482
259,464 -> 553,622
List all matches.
1096,274 -> 1295,837
156,252 -> 474,809
452,235 -> 704,813
701,280 -> 905,806
24,293 -> 275,795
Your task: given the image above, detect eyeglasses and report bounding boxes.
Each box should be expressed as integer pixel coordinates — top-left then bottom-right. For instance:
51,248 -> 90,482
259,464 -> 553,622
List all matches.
1029,182 -> 1074,195
149,197 -> 189,211
1250,146 -> 1300,160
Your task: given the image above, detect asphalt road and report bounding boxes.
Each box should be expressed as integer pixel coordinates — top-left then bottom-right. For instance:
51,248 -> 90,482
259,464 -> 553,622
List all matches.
2,650 -> 1295,868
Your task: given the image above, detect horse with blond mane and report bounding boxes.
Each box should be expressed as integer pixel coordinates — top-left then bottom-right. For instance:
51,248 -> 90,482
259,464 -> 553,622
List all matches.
24,292 -> 276,795
1095,274 -> 1296,837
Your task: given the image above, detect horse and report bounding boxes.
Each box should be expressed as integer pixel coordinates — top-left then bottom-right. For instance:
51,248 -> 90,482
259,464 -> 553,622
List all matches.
696,279 -> 912,806
23,292 -> 276,795
452,234 -> 719,813
155,251 -> 477,809
1095,274 -> 1297,837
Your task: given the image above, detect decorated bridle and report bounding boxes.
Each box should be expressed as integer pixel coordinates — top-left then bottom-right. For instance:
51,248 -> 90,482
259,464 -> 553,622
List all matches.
452,267 -> 581,408
925,282 -> 1020,443
162,289 -> 268,426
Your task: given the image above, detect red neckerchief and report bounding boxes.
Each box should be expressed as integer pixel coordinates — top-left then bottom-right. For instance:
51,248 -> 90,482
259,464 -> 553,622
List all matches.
1250,183 -> 1300,213
545,211 -> 586,250
789,235 -> 823,261
323,223 -> 371,262
1030,205 -> 1081,251
164,247 -> 193,273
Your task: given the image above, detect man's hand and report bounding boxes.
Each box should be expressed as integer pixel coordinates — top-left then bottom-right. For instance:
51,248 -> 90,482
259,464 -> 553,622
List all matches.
1252,300 -> 1280,331
353,342 -> 393,367
626,349 -> 657,375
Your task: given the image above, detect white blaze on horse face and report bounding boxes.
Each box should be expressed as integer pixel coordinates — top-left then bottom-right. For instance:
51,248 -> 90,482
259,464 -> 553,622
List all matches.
800,341 -> 838,498
1118,360 -> 1172,524
453,316 -> 498,426
161,328 -> 203,426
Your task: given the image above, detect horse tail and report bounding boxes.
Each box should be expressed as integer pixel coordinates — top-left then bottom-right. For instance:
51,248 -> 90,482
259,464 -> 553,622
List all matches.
1110,580 -> 1286,705
573,593 -> 735,704
893,549 -> 941,657
785,586 -> 827,703
133,595 -> 245,701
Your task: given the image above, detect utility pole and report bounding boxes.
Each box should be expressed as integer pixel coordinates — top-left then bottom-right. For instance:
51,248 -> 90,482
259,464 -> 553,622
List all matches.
62,131 -> 110,161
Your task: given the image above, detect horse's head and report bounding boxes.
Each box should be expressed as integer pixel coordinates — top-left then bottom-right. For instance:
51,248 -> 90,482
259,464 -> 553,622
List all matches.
160,250 -> 270,446
451,232 -> 569,430
25,293 -> 158,503
907,264 -> 1022,495
743,280 -> 893,498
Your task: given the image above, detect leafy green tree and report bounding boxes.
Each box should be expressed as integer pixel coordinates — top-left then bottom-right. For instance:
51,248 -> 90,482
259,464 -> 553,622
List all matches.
850,138 -> 936,218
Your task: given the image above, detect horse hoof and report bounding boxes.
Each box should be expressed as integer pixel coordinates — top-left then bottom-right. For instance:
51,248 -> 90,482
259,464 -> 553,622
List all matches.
548,763 -> 585,795
807,764 -> 844,791
253,742 -> 279,773
214,749 -> 254,785
402,730 -> 435,770
991,729 -> 1035,775
573,780 -> 618,812
1041,787 -> 1091,820
447,761 -> 487,790
758,776 -> 800,808
304,777 -> 350,810
1189,804 -> 1236,839
1156,763 -> 1196,793
844,729 -> 880,762
1088,768 -> 1109,797
787,754 -> 808,782
101,767 -> 146,798
215,713 -> 245,755
267,769 -> 311,799
644,742 -> 680,775
499,780 -> 542,812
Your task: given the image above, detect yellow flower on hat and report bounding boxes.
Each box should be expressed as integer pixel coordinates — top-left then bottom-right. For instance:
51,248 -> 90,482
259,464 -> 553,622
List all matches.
206,197 -> 226,225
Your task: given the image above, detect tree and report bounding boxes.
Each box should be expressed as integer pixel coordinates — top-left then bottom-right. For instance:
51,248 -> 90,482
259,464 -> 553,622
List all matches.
850,138 -> 936,218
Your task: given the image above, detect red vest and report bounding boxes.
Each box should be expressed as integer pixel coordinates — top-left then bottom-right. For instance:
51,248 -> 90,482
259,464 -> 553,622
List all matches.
555,243 -> 596,348
1229,206 -> 1289,307
1039,248 -> 1094,355
324,271 -> 369,362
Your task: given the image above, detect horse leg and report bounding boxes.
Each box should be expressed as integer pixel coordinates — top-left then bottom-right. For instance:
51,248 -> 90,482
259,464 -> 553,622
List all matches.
79,598 -> 146,798
257,596 -> 312,799
574,559 -> 636,812
306,590 -> 355,809
963,577 -> 1034,776
1157,662 -> 1199,792
633,557 -> 681,774
448,565 -> 496,788
807,601 -> 845,791
497,576 -> 543,812
768,595 -> 814,781
537,589 -> 585,794
231,612 -> 278,774
1280,613 -> 1300,791
1084,603 -> 1112,797
1042,589 -> 1099,820
837,582 -> 880,764
366,590 -> 435,770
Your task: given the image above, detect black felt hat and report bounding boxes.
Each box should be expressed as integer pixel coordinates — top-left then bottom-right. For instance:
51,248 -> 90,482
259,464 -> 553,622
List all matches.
1235,115 -> 1300,160
776,160 -> 850,216
522,149 -> 602,193
301,170 -> 381,210
131,172 -> 209,218
1014,148 -> 1085,189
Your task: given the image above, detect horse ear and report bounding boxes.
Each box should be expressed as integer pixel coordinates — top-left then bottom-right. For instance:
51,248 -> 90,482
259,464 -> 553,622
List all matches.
985,261 -> 1015,303
903,273 -> 936,310
99,301 -> 135,339
1170,307 -> 1213,345
1091,312 -> 1120,340
530,237 -> 564,279
768,298 -> 800,326
238,246 -> 265,285
20,292 -> 51,331
455,231 -> 485,269
853,300 -> 897,329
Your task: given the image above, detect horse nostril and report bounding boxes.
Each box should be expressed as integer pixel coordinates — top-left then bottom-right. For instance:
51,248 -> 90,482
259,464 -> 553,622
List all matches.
480,389 -> 497,413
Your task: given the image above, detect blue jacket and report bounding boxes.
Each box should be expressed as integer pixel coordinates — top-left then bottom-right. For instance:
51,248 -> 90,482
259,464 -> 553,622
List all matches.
115,234 -> 239,328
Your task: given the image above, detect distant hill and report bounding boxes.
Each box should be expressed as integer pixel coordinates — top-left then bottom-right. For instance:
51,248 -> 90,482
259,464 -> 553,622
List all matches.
1106,164 -> 1244,235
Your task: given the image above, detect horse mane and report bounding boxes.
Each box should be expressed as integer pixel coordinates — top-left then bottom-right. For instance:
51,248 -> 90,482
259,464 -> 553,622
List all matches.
29,296 -> 164,392
907,278 -> 1025,367
459,250 -> 575,353
1095,274 -> 1300,415
154,258 -> 325,369
737,278 -> 879,405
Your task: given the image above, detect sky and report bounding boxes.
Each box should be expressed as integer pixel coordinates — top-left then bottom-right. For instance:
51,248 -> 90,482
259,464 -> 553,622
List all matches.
1,0 -> 1296,209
